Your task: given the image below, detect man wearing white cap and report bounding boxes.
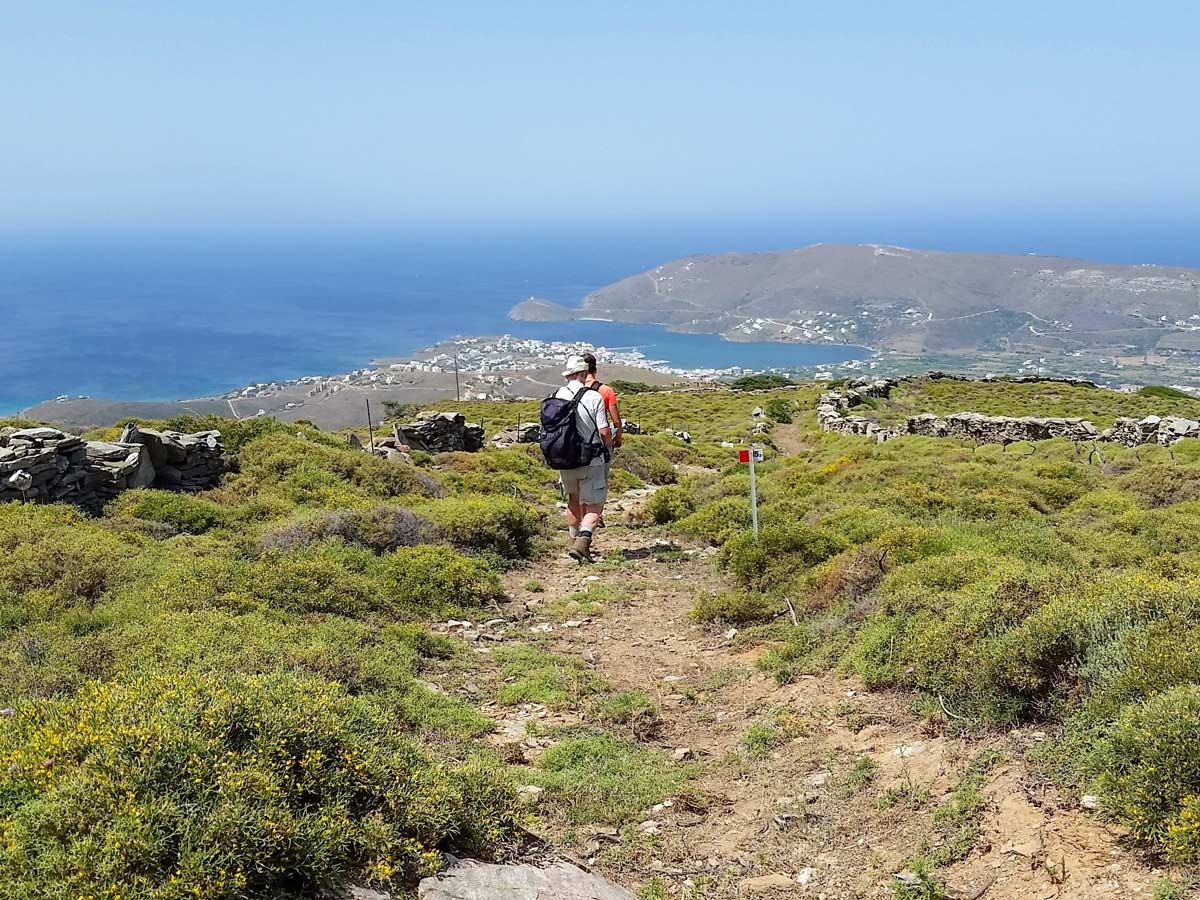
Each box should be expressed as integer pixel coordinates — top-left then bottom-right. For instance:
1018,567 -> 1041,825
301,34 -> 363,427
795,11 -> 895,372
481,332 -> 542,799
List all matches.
554,354 -> 613,561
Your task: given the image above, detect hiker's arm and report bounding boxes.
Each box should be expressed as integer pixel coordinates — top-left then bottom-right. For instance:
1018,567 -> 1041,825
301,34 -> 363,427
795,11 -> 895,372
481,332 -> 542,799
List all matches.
611,399 -> 624,448
599,425 -> 613,450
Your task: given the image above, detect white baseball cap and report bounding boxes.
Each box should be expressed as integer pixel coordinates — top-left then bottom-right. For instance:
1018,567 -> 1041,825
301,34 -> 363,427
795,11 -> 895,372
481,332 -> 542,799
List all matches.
561,355 -> 589,377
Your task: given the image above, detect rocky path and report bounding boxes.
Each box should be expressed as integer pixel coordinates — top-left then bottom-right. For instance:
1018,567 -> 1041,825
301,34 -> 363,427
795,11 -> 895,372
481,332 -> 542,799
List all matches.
489,516 -> 1169,900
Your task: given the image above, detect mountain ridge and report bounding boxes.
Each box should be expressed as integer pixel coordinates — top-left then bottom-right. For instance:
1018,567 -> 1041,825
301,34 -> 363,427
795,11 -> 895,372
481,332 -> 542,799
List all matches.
509,243 -> 1200,357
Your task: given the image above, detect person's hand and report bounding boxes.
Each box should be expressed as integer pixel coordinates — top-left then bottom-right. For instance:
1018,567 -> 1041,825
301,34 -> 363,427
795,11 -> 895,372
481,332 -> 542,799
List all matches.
614,434 -> 623,449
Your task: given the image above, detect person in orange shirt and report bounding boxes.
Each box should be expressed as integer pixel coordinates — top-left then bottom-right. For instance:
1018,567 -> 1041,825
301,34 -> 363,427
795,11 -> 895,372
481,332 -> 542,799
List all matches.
581,352 -> 622,449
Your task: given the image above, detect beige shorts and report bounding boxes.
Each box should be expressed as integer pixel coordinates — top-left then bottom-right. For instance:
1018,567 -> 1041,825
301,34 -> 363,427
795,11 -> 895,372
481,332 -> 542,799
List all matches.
560,462 -> 609,506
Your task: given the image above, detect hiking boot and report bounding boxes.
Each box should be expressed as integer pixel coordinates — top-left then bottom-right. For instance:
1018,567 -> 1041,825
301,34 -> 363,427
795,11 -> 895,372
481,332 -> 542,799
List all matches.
568,535 -> 593,563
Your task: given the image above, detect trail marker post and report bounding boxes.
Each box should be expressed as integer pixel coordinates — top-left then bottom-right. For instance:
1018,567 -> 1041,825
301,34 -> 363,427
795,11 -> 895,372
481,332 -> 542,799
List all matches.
738,446 -> 764,536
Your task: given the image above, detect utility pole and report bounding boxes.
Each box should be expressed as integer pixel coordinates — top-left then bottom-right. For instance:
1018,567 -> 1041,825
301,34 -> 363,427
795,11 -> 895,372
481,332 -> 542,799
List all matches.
454,353 -> 461,403
365,399 -> 375,454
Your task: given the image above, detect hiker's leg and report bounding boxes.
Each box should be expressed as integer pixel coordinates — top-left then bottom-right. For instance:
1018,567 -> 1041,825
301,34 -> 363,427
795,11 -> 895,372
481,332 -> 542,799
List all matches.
561,470 -> 585,538
577,464 -> 609,535
580,503 -> 604,533
566,492 -> 582,536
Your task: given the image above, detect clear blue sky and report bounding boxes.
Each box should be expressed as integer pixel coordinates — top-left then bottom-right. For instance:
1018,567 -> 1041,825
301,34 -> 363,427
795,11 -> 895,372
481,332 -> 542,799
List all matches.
3,1 -> 1198,261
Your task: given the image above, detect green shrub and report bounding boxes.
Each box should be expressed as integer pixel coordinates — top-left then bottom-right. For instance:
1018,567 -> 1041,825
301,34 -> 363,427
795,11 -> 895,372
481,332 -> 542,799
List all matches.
609,380 -> 665,394
246,544 -> 379,616
110,489 -> 228,534
235,434 -> 443,506
731,374 -> 793,390
0,504 -> 136,609
691,589 -> 778,625
718,523 -> 847,590
642,484 -> 695,524
1139,385 -> 1195,401
0,672 -> 519,896
675,497 -> 751,544
422,495 -> 542,560
379,545 -> 502,614
1090,685 -> 1200,861
763,397 -> 793,423
613,437 -> 676,485
435,447 -> 553,499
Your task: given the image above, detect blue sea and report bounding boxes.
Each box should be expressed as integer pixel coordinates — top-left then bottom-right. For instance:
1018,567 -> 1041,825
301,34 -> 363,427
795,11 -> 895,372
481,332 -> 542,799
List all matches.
0,233 -> 869,414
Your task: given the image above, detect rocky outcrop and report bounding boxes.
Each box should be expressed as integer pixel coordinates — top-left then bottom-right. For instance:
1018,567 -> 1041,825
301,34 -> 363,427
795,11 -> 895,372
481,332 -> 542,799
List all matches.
817,373 -> 1198,448
418,860 -> 633,899
0,425 -> 226,511
490,422 -> 541,448
396,412 -> 485,453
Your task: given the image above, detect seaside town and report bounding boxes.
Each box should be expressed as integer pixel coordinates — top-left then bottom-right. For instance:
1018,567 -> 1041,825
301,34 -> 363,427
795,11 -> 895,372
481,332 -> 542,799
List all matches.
217,334 -> 883,405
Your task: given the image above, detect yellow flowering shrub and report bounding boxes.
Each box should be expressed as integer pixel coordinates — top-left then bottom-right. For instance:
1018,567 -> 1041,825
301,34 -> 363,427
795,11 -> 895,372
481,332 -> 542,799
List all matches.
1091,685 -> 1200,862
0,672 -> 519,899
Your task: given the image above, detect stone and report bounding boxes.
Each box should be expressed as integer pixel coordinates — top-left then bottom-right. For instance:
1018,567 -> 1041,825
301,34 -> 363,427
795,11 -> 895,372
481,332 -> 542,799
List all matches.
802,770 -> 832,787
418,860 -> 634,899
397,411 -> 485,453
491,422 -> 540,447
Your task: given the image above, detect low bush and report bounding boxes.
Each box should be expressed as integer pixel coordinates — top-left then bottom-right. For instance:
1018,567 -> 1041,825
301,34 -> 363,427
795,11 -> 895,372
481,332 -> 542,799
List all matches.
109,489 -> 228,534
718,523 -> 847,590
422,495 -> 542,560
731,374 -> 793,390
642,484 -> 695,524
613,437 -> 677,485
675,497 -> 751,545
691,589 -> 779,625
378,545 -> 503,614
235,434 -> 443,507
763,396 -> 793,423
0,671 -> 520,897
262,506 -> 437,554
0,504 -> 136,609
246,544 -> 380,616
1090,685 -> 1200,862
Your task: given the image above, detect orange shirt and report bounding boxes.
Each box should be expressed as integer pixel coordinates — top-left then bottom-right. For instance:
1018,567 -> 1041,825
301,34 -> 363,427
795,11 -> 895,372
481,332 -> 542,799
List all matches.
595,382 -> 621,430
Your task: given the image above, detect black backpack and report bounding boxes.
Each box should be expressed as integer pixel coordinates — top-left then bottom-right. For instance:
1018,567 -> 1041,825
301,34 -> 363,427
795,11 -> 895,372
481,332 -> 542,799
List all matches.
540,384 -> 604,470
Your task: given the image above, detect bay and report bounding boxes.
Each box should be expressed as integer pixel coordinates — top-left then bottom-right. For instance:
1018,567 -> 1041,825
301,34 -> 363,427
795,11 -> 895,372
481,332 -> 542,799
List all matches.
0,233 -> 868,414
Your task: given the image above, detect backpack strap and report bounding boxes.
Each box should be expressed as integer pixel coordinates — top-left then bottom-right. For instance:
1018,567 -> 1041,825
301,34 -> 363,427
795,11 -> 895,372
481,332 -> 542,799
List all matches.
571,383 -> 605,451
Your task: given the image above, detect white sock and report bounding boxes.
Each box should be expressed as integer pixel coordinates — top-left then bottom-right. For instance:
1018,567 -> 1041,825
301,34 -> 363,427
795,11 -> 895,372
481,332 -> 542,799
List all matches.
569,526 -> 580,538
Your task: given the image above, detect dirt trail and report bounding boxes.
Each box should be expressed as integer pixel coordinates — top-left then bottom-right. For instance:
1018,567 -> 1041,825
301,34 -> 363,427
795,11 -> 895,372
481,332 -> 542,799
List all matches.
488,508 -> 1169,900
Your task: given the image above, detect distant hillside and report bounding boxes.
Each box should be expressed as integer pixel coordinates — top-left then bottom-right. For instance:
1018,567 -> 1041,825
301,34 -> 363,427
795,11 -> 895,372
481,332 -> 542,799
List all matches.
512,243 -> 1200,356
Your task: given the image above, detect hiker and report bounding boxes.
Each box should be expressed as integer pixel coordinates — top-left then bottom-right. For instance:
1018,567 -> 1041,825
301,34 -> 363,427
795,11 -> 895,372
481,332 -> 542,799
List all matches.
581,352 -> 623,450
581,351 -> 622,529
539,354 -> 613,562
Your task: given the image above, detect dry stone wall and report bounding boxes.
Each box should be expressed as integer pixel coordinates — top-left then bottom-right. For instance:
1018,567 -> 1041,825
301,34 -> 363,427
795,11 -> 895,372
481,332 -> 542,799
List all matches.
0,424 -> 226,512
395,411 -> 484,453
817,373 -> 1200,448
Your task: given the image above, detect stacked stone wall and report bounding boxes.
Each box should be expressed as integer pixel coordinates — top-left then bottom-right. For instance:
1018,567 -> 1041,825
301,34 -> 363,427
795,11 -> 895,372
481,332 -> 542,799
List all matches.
816,373 -> 1200,448
0,425 -> 226,512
